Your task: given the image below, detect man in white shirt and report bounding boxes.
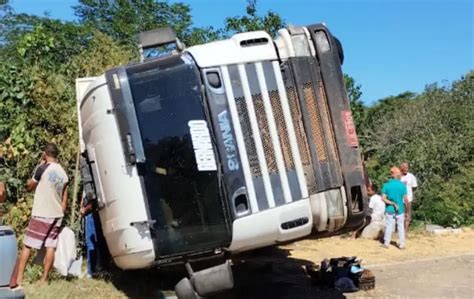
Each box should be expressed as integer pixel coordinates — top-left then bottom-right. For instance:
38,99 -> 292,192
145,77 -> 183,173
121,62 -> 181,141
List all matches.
367,184 -> 386,223
11,143 -> 68,288
400,162 -> 418,234
352,184 -> 386,239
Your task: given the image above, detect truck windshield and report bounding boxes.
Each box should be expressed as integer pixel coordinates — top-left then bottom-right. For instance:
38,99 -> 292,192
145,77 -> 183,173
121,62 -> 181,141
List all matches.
127,54 -> 230,256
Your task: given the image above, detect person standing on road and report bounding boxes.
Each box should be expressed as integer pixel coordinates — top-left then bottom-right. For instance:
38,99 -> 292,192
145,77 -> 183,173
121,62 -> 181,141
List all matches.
10,143 -> 69,287
381,167 -> 407,249
400,162 -> 417,234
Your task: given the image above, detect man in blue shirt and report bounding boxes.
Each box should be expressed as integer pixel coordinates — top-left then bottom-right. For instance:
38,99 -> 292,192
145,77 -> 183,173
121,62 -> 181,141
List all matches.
381,167 -> 408,249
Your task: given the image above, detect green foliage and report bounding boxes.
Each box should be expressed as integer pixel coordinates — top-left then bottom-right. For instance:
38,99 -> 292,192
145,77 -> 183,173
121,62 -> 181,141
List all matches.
344,74 -> 363,104
68,31 -> 135,77
0,10 -> 138,279
74,0 -> 190,44
364,72 -> 474,226
183,26 -> 224,46
74,0 -> 220,46
224,0 -> 285,37
0,19 -> 133,232
415,163 -> 474,227
3,196 -> 32,238
73,0 -> 284,46
0,8 -> 59,57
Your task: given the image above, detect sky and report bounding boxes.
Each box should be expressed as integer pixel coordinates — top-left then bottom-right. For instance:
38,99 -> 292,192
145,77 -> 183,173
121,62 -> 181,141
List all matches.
8,0 -> 474,104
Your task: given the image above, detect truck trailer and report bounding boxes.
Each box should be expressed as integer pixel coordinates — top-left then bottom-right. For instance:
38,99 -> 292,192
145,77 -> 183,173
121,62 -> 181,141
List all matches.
76,23 -> 368,297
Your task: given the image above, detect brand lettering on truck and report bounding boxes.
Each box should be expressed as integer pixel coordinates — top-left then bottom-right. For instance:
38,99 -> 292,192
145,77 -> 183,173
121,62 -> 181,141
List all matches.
341,110 -> 359,147
218,111 -> 239,171
188,120 -> 217,171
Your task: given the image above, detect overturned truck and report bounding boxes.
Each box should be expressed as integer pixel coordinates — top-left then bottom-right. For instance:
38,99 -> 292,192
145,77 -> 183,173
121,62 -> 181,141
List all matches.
76,23 -> 368,297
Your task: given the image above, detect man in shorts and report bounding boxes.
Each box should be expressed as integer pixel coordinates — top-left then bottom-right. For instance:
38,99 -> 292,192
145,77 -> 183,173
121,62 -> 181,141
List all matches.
12,143 -> 69,286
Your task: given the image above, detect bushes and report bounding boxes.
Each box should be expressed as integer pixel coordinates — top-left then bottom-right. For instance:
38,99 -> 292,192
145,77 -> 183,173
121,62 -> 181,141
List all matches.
0,0 -> 287,231
0,19 -> 134,235
414,163 -> 474,227
362,72 -> 474,227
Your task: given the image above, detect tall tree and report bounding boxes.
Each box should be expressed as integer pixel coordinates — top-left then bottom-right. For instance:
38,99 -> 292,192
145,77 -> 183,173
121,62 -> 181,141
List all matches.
224,0 -> 285,37
74,0 -> 221,46
74,0 -> 285,46
344,74 -> 362,104
74,0 -> 192,44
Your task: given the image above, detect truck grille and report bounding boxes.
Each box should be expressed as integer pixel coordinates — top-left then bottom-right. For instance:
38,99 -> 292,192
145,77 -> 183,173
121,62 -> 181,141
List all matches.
317,80 -> 339,161
235,97 -> 260,175
220,61 -> 311,212
285,87 -> 312,167
235,86 -> 312,177
303,82 -> 328,162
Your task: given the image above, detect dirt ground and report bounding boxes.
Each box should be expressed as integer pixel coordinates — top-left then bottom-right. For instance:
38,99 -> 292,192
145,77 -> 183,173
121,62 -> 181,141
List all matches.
22,228 -> 474,298
282,227 -> 474,266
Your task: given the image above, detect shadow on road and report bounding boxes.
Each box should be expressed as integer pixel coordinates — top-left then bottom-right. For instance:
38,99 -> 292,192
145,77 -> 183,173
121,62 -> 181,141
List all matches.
96,263 -> 184,298
97,246 -> 346,299
216,246 -> 345,299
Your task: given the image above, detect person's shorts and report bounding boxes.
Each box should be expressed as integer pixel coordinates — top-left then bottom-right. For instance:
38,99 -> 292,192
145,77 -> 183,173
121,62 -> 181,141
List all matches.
23,216 -> 63,249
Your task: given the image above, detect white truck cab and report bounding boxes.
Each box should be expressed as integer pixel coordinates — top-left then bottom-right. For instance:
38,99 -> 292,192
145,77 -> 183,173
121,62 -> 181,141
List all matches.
76,23 -> 368,297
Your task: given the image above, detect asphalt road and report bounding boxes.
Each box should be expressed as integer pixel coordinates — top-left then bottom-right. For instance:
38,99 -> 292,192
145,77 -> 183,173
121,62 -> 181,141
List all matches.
348,254 -> 474,298
212,253 -> 474,299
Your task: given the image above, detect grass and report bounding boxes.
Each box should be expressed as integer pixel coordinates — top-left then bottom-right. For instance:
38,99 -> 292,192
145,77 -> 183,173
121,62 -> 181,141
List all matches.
23,264 -> 183,298
24,278 -> 127,299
